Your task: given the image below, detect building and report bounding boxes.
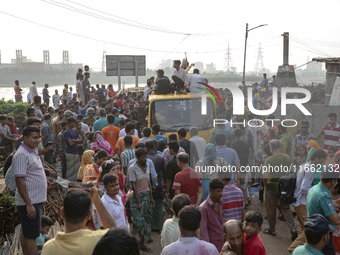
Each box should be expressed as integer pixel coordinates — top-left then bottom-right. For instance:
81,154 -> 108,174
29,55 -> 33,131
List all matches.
205,63 -> 216,73
194,62 -> 204,71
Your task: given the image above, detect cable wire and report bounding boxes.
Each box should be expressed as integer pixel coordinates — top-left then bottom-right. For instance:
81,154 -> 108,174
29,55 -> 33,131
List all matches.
0,10 -> 226,54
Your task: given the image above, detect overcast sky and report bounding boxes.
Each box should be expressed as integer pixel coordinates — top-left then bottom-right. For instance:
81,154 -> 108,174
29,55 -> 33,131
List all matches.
1,0 -> 340,75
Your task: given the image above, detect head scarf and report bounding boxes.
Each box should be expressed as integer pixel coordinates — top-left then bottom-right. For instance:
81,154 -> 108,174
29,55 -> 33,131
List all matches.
81,150 -> 94,166
95,132 -> 114,155
204,143 -> 218,161
307,140 -> 321,150
334,151 -> 340,166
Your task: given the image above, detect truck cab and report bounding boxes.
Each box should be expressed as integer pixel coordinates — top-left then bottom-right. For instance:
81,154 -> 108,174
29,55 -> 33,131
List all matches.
148,93 -> 217,143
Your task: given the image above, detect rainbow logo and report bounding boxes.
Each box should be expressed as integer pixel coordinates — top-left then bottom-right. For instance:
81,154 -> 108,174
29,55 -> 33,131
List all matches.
197,82 -> 222,106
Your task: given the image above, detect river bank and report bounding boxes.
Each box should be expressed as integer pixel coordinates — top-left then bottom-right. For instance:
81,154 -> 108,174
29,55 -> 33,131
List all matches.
0,77 -> 326,102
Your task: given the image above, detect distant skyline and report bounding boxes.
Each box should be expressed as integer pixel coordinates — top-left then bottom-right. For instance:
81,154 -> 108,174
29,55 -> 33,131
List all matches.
1,0 -> 339,79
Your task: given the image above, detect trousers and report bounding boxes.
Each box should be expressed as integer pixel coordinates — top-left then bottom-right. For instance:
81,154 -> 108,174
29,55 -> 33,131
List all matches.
288,204 -> 307,253
266,187 -> 295,233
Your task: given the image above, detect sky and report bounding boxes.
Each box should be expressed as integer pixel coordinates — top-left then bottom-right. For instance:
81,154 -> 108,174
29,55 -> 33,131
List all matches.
1,0 -> 340,75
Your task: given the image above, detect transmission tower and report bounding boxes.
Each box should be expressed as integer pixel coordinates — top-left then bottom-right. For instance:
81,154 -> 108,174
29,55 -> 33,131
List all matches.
102,46 -> 106,72
253,43 -> 265,74
224,42 -> 234,73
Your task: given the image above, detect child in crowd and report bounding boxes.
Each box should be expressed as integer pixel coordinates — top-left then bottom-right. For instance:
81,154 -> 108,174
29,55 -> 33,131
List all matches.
36,216 -> 52,255
326,146 -> 337,166
243,211 -> 266,255
331,183 -> 340,255
292,144 -> 307,169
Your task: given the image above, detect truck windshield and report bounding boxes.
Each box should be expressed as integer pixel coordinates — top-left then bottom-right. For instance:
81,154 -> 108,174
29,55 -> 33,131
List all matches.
150,98 -> 215,131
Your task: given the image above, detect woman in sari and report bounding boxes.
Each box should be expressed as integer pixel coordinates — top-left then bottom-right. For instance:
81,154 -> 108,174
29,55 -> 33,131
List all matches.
82,150 -> 108,183
196,143 -> 228,202
91,132 -> 114,155
77,150 -> 94,182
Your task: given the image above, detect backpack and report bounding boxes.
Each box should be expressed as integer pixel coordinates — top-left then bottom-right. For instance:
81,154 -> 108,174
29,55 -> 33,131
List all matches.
278,171 -> 297,205
155,76 -> 171,94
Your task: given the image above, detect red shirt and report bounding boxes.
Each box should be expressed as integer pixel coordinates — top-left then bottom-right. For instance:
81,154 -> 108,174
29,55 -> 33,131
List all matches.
243,233 -> 266,255
117,99 -> 123,107
172,168 -> 202,205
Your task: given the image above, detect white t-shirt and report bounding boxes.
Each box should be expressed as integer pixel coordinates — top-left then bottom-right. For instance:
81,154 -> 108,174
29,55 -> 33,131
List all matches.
173,68 -> 189,86
52,94 -> 60,108
161,237 -> 218,255
188,73 -> 205,94
97,192 -> 128,229
119,128 -> 138,138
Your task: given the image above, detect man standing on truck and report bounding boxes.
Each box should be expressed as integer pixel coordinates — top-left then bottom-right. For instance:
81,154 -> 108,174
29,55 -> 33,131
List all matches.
188,69 -> 205,94
172,60 -> 189,91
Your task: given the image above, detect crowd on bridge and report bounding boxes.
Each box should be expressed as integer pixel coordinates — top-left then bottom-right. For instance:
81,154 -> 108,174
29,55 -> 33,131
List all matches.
1,60 -> 340,255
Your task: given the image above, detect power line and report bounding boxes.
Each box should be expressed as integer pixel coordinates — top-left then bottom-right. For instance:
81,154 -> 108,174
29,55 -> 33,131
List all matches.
123,35 -> 190,84
43,0 -> 191,35
290,38 -> 335,57
290,36 -> 340,47
0,10 -> 226,54
290,40 -> 334,58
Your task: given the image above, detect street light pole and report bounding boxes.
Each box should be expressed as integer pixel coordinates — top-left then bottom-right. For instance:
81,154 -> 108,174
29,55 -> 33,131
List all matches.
242,23 -> 268,83
242,23 -> 248,83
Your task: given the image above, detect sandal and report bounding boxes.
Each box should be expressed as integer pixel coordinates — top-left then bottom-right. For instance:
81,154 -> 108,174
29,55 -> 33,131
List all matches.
141,246 -> 153,253
262,228 -> 276,236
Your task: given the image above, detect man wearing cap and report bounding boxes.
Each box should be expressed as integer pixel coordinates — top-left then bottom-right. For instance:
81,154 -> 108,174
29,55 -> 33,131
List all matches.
83,108 -> 96,131
292,214 -> 334,255
64,110 -> 74,121
306,166 -> 340,254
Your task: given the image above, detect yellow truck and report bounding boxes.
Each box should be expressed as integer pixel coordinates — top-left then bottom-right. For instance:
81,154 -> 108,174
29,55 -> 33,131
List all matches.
148,93 -> 217,143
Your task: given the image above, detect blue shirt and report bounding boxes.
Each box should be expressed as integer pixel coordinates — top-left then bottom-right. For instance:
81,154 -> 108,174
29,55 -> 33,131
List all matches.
93,117 -> 108,133
113,117 -> 121,128
262,77 -> 268,91
64,128 -> 79,154
292,244 -> 323,255
252,95 -> 260,109
153,135 -> 168,146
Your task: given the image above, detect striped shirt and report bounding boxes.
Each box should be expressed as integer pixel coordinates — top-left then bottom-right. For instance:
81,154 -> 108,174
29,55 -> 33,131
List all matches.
13,143 -> 47,206
121,147 -> 136,167
215,146 -> 240,167
323,124 -> 340,150
221,184 -> 244,223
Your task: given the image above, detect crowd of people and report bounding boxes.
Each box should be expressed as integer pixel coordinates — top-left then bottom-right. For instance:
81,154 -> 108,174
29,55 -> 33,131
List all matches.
1,61 -> 340,255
